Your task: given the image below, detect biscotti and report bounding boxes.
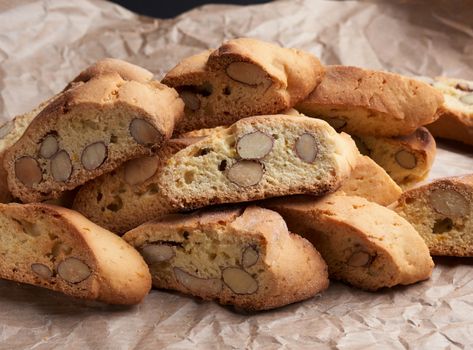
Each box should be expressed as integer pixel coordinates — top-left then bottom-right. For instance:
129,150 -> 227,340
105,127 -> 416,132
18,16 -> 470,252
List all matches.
426,77 -> 473,146
123,206 -> 329,310
0,203 -> 151,304
162,38 -> 324,134
296,65 -> 444,137
73,138 -> 200,234
158,114 -> 359,210
336,155 -> 402,206
394,174 -> 473,256
4,73 -> 184,203
263,195 -> 434,291
353,127 -> 436,188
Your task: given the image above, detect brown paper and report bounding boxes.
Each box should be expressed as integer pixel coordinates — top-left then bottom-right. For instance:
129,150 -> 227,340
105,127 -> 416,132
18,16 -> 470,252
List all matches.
1,0 -> 473,348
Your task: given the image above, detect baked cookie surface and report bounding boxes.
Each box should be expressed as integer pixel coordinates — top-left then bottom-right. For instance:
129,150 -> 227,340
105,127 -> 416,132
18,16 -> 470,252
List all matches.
263,195 -> 434,291
158,114 -> 359,209
394,174 -> 473,256
123,206 -> 329,311
296,65 -> 444,137
162,38 -> 324,134
0,203 -> 151,304
4,73 -> 184,203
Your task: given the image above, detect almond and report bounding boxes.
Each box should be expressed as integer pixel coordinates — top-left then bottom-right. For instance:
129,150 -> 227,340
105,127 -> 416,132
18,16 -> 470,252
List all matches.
15,156 -> 42,187
141,244 -> 175,264
81,142 -> 107,170
174,267 -> 222,296
225,62 -> 270,86
459,93 -> 473,105
347,251 -> 372,267
429,188 -> 470,218
130,118 -> 162,146
50,150 -> 72,182
31,263 -> 53,279
395,150 -> 417,169
57,257 -> 91,284
236,131 -> 273,159
222,267 -> 258,294
242,246 -> 259,268
124,156 -> 159,185
295,133 -> 318,163
39,135 -> 59,159
227,160 -> 263,187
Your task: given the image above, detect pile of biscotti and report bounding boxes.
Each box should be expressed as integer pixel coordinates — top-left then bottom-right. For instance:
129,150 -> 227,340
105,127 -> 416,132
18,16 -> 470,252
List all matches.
0,38 -> 472,311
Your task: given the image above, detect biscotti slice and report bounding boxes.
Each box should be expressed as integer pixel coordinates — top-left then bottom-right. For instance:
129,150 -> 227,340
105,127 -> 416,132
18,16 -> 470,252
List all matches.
263,195 -> 434,291
72,138 -> 200,234
336,155 -> 402,206
162,38 -> 324,134
296,65 -> 444,137
353,127 -> 436,188
0,203 -> 151,304
158,114 -> 359,209
123,206 -> 329,311
394,175 -> 473,256
426,77 -> 473,146
4,73 -> 184,203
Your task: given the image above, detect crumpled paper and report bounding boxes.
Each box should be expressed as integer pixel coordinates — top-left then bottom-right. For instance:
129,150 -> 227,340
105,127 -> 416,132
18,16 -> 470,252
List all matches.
1,0 -> 473,348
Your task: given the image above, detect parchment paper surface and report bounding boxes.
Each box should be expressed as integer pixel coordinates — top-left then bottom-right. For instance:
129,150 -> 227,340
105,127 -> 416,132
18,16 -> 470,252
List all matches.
0,0 -> 472,349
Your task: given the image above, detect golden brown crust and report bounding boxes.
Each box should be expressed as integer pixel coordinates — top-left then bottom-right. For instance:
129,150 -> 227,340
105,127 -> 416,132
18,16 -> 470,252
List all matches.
4,73 -> 184,203
394,174 -> 473,256
296,65 -> 444,137
426,77 -> 473,146
263,195 -> 434,291
123,206 -> 328,310
336,155 -> 402,206
0,203 -> 151,304
163,38 -> 324,134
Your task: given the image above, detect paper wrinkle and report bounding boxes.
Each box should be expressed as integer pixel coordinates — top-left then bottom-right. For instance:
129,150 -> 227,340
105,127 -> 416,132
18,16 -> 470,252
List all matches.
1,0 -> 473,348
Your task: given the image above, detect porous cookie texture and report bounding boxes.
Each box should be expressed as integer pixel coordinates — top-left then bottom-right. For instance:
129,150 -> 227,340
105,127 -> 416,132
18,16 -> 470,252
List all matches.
123,206 -> 329,311
0,58 -> 156,204
426,77 -> 473,146
296,65 -> 444,137
162,38 -> 324,134
263,195 -> 434,291
336,155 -> 402,206
73,138 -> 200,234
4,73 -> 184,203
158,114 -> 359,210
0,100 -> 54,203
353,127 -> 436,188
0,203 -> 151,304
394,174 -> 473,256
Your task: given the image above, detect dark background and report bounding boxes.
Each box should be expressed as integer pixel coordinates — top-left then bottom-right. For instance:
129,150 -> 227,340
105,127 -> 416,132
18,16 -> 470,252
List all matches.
109,0 -> 272,18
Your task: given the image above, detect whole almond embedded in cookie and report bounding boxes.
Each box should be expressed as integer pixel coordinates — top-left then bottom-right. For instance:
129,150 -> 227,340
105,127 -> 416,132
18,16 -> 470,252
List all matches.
236,131 -> 273,159
347,250 -> 373,267
50,150 -> 72,182
459,94 -> 473,105
429,188 -> 470,217
225,62 -> 270,86
227,160 -> 263,187
39,135 -> 59,159
130,118 -> 161,146
242,246 -> 259,268
222,267 -> 258,294
141,244 -> 175,264
124,156 -> 159,185
15,156 -> 42,187
295,133 -> 318,163
57,257 -> 91,284
81,142 -> 107,170
31,263 -> 53,279
395,149 -> 417,169
174,267 -> 222,296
